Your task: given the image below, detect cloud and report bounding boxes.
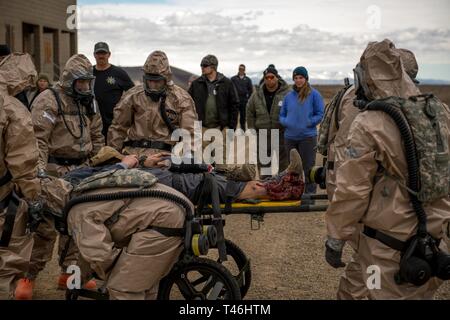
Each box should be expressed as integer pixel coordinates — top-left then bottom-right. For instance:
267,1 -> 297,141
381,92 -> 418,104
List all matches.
76,3 -> 450,80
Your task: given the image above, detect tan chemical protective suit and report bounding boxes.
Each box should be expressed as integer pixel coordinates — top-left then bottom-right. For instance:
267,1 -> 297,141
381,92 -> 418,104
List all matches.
28,54 -> 104,278
67,181 -> 189,300
0,54 -> 41,298
108,51 -> 198,157
326,39 -> 450,299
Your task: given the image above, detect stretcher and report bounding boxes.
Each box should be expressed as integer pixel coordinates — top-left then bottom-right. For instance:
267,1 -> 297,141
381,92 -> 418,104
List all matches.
219,193 -> 328,213
201,193 -> 329,230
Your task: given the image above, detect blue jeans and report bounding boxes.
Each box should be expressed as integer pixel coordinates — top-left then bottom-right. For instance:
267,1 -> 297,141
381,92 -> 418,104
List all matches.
285,136 -> 317,194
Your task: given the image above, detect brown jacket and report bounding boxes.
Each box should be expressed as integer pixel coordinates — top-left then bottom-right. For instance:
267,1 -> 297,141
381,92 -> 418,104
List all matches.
31,55 -> 104,170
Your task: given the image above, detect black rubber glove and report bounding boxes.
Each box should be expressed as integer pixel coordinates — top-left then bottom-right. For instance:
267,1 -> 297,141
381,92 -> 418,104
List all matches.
27,198 -> 44,232
325,238 -> 346,268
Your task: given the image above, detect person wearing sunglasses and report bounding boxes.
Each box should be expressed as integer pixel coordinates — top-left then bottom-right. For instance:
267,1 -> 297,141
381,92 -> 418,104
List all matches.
246,65 -> 290,178
188,55 -> 239,170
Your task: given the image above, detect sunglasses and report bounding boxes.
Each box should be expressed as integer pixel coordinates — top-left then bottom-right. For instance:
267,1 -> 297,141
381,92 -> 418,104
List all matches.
201,64 -> 211,68
264,75 -> 275,80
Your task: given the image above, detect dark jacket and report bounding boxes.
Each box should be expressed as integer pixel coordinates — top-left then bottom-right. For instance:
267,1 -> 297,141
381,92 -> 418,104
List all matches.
231,74 -> 253,103
188,73 -> 239,129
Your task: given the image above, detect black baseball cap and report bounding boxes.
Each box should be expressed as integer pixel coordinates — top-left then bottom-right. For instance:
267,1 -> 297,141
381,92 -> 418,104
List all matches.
94,42 -> 110,53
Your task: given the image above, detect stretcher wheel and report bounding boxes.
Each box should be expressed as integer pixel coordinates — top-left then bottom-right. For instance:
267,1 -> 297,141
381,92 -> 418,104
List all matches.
157,257 -> 241,300
207,239 -> 252,298
211,239 -> 252,298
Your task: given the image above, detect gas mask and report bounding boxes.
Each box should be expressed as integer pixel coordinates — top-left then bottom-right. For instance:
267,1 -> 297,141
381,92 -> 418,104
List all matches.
396,234 -> 450,286
143,73 -> 167,102
72,77 -> 95,108
66,74 -> 95,114
353,63 -> 372,102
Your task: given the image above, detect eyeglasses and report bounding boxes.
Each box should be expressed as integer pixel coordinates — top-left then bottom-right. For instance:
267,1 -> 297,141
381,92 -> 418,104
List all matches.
264,75 -> 275,80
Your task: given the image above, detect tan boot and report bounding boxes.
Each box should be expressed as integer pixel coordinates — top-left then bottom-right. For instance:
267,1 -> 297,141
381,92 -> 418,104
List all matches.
286,149 -> 304,177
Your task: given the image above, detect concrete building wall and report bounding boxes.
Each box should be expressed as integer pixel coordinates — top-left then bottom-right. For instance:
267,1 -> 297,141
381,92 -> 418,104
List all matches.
0,0 -> 78,80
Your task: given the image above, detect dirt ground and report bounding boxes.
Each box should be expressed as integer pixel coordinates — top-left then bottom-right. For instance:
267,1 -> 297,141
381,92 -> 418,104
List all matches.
32,209 -> 450,300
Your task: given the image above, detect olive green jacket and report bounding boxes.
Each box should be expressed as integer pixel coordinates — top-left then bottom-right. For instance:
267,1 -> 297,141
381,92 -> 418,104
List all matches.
246,79 -> 290,129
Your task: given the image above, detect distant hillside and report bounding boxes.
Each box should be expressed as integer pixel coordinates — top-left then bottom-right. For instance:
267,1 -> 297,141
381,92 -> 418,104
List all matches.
122,66 -> 195,90
121,65 -> 450,102
315,84 -> 450,106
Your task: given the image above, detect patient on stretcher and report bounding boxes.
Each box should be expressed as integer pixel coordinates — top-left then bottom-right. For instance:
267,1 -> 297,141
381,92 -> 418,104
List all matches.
62,148 -> 306,204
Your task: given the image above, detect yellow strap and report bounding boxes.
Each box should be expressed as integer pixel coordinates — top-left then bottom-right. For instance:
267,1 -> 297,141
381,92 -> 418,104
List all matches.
206,200 -> 302,209
191,234 -> 201,256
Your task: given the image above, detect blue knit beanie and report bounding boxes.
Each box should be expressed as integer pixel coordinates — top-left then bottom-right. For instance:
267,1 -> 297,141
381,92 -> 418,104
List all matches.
293,66 -> 308,80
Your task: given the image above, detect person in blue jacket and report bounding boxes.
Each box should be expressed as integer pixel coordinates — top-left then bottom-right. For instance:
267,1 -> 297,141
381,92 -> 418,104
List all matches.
279,66 -> 324,195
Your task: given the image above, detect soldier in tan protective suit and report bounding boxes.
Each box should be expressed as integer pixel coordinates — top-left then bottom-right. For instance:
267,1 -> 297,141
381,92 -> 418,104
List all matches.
320,47 -> 421,300
68,177 -> 189,300
15,54 -> 104,298
0,53 -> 41,300
325,39 -> 450,299
108,50 -> 198,158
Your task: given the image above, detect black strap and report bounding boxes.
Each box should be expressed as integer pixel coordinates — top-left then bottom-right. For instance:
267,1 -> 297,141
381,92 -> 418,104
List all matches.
58,235 -> 73,267
0,170 -> 12,187
0,195 -> 10,211
363,225 -> 407,252
224,181 -> 238,214
327,161 -> 335,171
48,156 -> 87,166
49,88 -> 84,140
159,94 -> 179,134
197,173 -> 227,262
123,140 -> 172,151
49,88 -> 64,115
148,226 -> 185,237
0,192 -> 20,248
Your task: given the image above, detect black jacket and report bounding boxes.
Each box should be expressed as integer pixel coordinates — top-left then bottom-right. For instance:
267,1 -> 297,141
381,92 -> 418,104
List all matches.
188,73 -> 239,129
231,74 -> 253,103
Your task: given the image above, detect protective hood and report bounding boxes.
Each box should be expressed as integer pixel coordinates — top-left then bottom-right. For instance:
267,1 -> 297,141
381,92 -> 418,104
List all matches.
60,54 -> 95,96
142,50 -> 173,84
397,48 -> 419,82
357,39 -> 420,100
0,53 -> 37,96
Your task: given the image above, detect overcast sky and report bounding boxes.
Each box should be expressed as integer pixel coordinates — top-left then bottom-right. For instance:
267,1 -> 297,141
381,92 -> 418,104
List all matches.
76,0 -> 450,81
